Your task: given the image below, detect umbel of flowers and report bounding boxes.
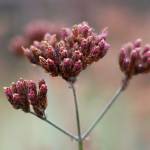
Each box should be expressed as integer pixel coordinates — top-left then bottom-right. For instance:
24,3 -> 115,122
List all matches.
4,79 -> 47,118
119,39 -> 150,79
23,22 -> 110,81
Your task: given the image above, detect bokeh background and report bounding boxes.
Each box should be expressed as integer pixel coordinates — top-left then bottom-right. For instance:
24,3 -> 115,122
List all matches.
0,0 -> 150,150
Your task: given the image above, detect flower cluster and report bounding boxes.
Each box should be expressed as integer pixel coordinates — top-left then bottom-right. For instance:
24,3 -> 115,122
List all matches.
9,20 -> 62,56
119,39 -> 150,78
4,78 -> 47,118
23,22 -> 110,82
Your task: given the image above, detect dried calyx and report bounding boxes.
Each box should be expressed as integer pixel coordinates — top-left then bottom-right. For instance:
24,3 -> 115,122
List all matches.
4,78 -> 47,118
23,22 -> 110,82
119,38 -> 150,78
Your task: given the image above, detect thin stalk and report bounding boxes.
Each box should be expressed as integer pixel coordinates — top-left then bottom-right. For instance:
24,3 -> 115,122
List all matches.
29,111 -> 78,141
69,82 -> 83,150
82,77 -> 129,140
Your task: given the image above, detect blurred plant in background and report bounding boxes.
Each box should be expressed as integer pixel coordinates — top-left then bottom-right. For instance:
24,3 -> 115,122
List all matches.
9,20 -> 63,56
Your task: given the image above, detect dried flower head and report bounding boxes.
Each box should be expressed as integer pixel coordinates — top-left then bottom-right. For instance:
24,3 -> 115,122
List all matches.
4,78 -> 47,118
119,38 -> 150,78
23,22 -> 110,82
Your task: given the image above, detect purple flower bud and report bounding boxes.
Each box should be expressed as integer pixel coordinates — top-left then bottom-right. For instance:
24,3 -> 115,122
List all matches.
60,58 -> 73,79
45,46 -> 55,59
90,46 -> 100,59
72,50 -> 83,61
28,80 -> 36,90
28,90 -> 37,105
98,27 -> 108,40
122,58 -> 130,73
61,28 -> 71,39
16,79 -> 27,95
134,38 -> 142,48
12,93 -> 23,109
73,60 -> 83,76
38,79 -> 46,88
11,82 -> 17,93
23,47 -> 36,64
143,51 -> 150,60
13,93 -> 30,112
39,56 -> 49,71
78,22 -> 91,37
39,84 -> 47,96
4,87 -> 13,103
30,46 -> 42,58
46,58 -> 58,76
143,44 -> 150,54
60,49 -> 69,59
61,58 -> 73,70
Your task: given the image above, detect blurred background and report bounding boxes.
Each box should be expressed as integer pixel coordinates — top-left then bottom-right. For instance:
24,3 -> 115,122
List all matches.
0,0 -> 150,150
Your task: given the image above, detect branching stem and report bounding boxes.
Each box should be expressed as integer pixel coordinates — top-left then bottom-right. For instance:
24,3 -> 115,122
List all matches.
82,76 -> 129,140
69,82 -> 84,150
29,111 -> 78,141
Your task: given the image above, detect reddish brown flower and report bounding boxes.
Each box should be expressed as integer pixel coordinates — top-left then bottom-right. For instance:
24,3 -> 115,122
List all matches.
4,78 -> 47,117
23,22 -> 110,82
119,39 -> 150,78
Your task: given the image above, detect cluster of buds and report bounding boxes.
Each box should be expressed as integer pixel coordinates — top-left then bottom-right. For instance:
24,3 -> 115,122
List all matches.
23,22 -> 110,82
9,20 -> 62,56
4,78 -> 47,118
119,39 -> 150,78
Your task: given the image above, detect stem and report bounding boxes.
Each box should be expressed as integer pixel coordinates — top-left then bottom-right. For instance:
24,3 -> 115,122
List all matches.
82,77 -> 129,140
29,111 -> 78,141
69,82 -> 83,150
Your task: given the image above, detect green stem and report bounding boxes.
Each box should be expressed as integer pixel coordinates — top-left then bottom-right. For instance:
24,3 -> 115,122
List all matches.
82,77 -> 129,140
69,82 -> 83,150
29,111 -> 78,141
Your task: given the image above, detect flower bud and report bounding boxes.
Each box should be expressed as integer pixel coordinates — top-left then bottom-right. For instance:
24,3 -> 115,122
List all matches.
4,87 -> 13,104
72,50 -> 83,61
73,60 -> 83,76
39,84 -> 47,96
23,47 -> 37,64
39,56 -> 49,71
134,38 -> 142,48
38,79 -> 46,88
46,58 -> 58,76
